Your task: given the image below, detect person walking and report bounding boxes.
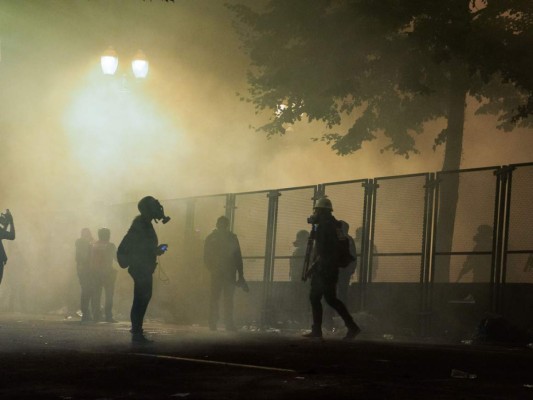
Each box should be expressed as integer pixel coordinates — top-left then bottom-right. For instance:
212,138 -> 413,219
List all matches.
304,197 -> 360,340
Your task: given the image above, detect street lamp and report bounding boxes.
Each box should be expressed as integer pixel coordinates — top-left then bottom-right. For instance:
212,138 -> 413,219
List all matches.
131,50 -> 149,79
100,47 -> 149,79
100,46 -> 118,75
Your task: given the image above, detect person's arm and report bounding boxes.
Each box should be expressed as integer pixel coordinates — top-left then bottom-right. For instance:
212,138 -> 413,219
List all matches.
234,236 -> 244,280
4,210 -> 15,240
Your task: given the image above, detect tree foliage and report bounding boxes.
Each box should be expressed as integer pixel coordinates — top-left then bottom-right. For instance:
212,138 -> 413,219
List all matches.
229,0 -> 533,161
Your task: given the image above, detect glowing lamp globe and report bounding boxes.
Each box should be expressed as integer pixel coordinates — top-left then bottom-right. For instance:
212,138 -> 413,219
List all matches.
101,47 -> 118,75
132,50 -> 149,78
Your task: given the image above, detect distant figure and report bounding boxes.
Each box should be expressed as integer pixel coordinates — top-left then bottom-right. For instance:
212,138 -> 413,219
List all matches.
117,196 -> 169,343
303,197 -> 360,340
524,254 -> 533,272
457,224 -> 492,283
90,228 -> 118,323
75,228 -> 96,322
290,230 -> 309,281
337,221 -> 357,305
289,230 -> 310,325
0,209 -> 15,285
204,216 -> 246,332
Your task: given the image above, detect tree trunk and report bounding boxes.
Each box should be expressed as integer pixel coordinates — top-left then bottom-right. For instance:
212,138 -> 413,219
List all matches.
434,65 -> 468,282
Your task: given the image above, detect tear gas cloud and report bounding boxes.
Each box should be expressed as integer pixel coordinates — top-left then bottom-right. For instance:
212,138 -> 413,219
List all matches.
0,1 -> 532,322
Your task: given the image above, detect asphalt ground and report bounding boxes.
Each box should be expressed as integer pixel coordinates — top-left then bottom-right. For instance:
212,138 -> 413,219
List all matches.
0,313 -> 532,399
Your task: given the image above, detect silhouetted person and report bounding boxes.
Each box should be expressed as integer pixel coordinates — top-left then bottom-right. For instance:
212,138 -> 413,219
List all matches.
118,196 -> 169,343
524,254 -> 533,272
76,228 -> 96,322
0,209 -> 15,285
91,228 -> 118,323
457,224 -> 492,283
303,197 -> 360,340
289,230 -> 309,325
204,216 -> 246,331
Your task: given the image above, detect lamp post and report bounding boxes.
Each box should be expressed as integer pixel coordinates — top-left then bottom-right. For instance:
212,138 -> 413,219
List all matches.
100,47 -> 149,79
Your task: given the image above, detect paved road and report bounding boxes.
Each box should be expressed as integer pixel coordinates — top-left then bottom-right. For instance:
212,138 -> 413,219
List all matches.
0,313 -> 532,399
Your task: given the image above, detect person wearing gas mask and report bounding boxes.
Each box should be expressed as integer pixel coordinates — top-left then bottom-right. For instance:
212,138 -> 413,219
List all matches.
118,196 -> 170,343
0,209 -> 16,285
303,197 -> 360,340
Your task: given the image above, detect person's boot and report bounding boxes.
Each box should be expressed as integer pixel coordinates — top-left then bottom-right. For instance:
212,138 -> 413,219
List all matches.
132,333 -> 153,344
343,324 -> 361,340
302,326 -> 323,339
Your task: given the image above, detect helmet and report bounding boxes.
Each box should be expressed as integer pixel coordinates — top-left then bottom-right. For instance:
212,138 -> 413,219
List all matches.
314,196 -> 333,211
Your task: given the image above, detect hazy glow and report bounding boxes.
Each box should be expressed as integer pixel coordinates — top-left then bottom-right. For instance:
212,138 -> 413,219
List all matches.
63,68 -> 184,191
132,50 -> 149,78
101,46 -> 119,75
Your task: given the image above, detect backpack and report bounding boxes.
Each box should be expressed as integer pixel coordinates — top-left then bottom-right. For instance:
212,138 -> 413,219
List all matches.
335,223 -> 356,269
117,234 -> 131,269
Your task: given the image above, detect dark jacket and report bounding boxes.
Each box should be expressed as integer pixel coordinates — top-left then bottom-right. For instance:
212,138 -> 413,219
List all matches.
314,214 -> 341,270
123,216 -> 159,274
204,229 -> 243,280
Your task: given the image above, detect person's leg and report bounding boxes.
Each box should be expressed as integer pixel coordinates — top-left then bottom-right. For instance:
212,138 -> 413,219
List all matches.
323,280 -> 360,338
222,280 -> 236,330
306,274 -> 324,337
129,270 -> 153,334
79,270 -> 91,321
91,276 -> 103,322
104,270 -> 117,321
208,275 -> 223,330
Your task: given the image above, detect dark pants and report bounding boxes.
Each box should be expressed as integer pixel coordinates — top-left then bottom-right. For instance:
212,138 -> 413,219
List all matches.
128,268 -> 153,334
95,269 -> 117,320
209,274 -> 236,329
310,270 -> 358,334
78,268 -> 98,320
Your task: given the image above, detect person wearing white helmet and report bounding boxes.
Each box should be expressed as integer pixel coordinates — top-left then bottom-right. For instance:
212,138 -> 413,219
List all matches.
303,196 -> 361,340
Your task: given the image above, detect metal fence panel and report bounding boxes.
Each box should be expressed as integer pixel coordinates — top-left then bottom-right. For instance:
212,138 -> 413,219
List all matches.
233,191 -> 270,281
506,164 -> 533,283
193,195 -> 228,244
372,174 -> 427,282
324,180 -> 366,283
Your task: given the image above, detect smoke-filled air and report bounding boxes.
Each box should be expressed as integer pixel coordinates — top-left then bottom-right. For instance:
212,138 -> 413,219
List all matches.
0,0 -> 532,324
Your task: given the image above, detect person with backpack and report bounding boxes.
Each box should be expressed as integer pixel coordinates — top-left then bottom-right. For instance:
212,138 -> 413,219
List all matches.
117,196 -> 169,343
90,228 -> 118,323
303,197 -> 360,340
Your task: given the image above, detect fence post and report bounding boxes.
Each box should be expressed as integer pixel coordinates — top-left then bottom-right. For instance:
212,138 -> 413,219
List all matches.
420,173 -> 437,337
261,190 -> 280,328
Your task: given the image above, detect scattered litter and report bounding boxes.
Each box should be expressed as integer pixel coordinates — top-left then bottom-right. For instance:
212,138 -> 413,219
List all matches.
295,376 -> 305,380
171,393 -> 190,397
451,369 -> 477,379
382,334 -> 394,340
461,339 -> 473,345
524,384 -> 533,388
